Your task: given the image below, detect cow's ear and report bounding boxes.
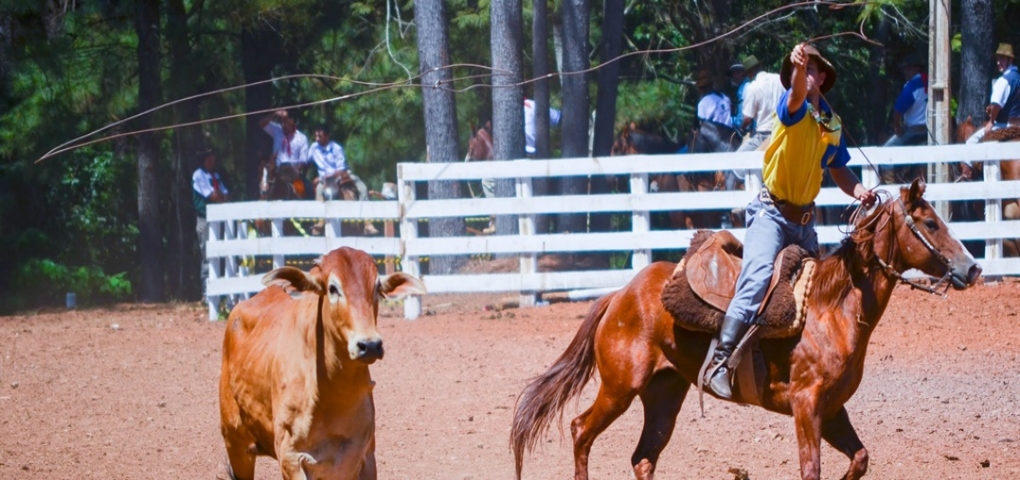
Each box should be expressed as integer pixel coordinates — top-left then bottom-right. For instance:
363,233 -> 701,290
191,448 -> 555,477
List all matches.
380,272 -> 427,299
262,267 -> 325,295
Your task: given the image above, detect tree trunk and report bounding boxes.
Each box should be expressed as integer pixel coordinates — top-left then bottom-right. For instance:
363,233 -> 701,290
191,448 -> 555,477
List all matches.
957,0 -> 994,127
532,0 -> 552,160
165,0 -> 205,300
135,0 -> 164,302
558,0 -> 589,234
415,0 -> 464,275
0,11 -> 11,111
491,0 -> 524,237
241,25 -> 279,199
867,17 -> 889,144
592,0 -> 623,158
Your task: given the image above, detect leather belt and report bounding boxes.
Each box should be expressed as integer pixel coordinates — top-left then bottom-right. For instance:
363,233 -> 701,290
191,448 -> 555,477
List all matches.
760,189 -> 815,226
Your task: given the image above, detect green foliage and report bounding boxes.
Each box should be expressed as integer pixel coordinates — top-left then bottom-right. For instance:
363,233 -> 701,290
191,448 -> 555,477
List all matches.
10,259 -> 132,309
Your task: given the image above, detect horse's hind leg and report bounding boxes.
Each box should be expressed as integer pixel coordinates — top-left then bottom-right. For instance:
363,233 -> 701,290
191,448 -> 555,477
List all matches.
570,384 -> 637,480
632,370 -> 689,480
820,407 -> 869,480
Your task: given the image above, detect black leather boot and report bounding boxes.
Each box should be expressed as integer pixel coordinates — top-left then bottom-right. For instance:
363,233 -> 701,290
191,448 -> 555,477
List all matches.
704,316 -> 752,400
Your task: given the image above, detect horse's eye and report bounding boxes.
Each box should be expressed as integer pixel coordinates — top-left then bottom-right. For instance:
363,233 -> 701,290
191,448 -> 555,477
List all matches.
924,218 -> 938,232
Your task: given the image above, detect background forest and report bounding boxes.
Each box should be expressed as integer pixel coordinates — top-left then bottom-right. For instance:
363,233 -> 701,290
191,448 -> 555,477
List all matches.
0,0 -> 1016,312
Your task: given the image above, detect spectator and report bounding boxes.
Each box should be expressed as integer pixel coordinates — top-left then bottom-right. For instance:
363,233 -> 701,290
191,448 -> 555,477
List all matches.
306,127 -> 377,236
524,98 -> 562,156
695,69 -> 732,125
192,149 -> 229,291
729,55 -> 785,191
260,110 -> 311,197
884,54 -> 928,147
727,59 -> 748,135
962,42 -> 1019,179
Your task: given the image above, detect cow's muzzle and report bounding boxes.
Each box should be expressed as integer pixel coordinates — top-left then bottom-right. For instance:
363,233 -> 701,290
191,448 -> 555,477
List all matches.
353,338 -> 384,363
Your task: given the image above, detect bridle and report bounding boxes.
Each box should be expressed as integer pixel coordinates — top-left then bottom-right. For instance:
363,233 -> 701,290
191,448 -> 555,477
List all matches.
870,197 -> 955,297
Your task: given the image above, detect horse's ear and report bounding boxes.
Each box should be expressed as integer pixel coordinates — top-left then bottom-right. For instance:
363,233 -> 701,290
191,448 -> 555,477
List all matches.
485,120 -> 492,132
964,115 -> 973,126
906,177 -> 926,203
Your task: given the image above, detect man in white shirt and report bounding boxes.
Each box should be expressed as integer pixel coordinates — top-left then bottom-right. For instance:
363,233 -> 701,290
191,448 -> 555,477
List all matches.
260,110 -> 310,196
523,98 -> 562,156
728,56 -> 785,191
192,149 -> 228,288
695,69 -> 732,125
961,43 -> 1019,180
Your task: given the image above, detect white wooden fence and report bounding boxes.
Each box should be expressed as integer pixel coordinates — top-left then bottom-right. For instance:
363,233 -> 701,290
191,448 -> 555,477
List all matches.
205,142 -> 1020,320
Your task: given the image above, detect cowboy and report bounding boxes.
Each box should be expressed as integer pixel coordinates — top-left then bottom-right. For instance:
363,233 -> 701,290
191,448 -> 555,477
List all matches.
965,43 -> 1019,144
961,43 -> 1019,180
192,149 -> 229,289
727,59 -> 748,135
260,109 -> 311,197
695,69 -> 732,126
884,54 -> 929,147
729,55 -> 785,191
703,44 -> 877,400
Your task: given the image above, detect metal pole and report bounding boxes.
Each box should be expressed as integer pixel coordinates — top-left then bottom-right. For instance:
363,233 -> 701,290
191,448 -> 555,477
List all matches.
928,0 -> 952,218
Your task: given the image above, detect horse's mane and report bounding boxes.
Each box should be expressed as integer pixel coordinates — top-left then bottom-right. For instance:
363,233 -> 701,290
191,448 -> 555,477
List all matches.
809,199 -> 891,312
983,126 -> 1020,142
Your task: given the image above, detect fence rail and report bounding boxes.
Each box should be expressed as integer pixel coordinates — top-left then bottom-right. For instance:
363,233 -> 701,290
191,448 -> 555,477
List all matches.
204,142 -> 1020,320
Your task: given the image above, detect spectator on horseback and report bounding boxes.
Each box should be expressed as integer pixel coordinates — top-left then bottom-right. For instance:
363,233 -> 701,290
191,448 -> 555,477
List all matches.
884,54 -> 928,147
192,149 -> 229,289
965,43 -> 1019,144
727,59 -> 748,135
307,126 -> 376,236
703,44 -> 877,401
729,55 -> 784,191
260,109 -> 311,198
695,69 -> 732,126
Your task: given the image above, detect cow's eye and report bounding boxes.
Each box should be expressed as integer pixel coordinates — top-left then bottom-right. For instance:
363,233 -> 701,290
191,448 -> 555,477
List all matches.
329,284 -> 341,297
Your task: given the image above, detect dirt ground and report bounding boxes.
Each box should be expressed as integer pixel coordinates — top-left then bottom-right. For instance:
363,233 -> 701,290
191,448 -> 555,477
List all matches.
1,280 -> 1019,480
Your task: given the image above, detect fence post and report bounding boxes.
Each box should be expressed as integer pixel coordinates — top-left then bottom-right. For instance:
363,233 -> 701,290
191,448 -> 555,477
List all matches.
398,170 -> 422,319
271,218 -> 285,269
517,176 -> 538,306
207,220 -> 224,321
224,219 -> 239,307
630,173 -> 650,270
984,159 -> 1002,260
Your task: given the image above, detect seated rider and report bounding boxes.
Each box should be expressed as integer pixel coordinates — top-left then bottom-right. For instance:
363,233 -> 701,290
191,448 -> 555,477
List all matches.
260,109 -> 311,198
308,126 -> 366,201
703,43 -> 877,400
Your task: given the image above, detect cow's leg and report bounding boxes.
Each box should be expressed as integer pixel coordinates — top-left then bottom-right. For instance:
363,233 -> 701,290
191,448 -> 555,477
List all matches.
791,394 -> 823,480
222,433 -> 256,480
570,384 -> 637,480
820,407 -> 869,480
631,371 -> 689,480
359,436 -> 378,480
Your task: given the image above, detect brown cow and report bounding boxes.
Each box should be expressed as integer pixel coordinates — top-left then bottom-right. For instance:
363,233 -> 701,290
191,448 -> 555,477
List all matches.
219,247 -> 426,480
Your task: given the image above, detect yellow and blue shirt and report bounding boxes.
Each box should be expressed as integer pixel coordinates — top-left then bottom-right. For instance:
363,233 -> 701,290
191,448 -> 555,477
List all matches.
761,89 -> 850,206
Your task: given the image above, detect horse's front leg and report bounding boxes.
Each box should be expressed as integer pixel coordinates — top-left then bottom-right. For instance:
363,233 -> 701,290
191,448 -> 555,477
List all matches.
821,407 -> 869,480
791,394 -> 823,480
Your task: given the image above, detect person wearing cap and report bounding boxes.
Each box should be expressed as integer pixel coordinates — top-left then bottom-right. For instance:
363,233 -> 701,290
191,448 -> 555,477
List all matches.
728,55 -> 785,191
727,59 -> 748,135
702,43 -> 877,400
965,43 -> 1019,145
695,69 -> 732,126
885,54 -> 929,147
192,149 -> 229,288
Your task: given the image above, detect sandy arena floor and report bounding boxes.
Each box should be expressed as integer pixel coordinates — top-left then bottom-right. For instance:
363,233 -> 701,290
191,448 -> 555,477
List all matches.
1,280 -> 1019,479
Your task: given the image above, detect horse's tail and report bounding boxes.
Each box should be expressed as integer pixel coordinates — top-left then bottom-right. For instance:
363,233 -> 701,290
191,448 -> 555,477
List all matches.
510,292 -> 613,480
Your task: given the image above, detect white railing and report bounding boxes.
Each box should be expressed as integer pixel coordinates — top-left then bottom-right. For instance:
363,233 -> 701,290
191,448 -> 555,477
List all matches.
206,142 -> 1020,320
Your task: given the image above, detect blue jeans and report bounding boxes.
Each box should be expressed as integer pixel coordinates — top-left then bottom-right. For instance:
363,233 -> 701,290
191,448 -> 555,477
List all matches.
724,193 -> 818,325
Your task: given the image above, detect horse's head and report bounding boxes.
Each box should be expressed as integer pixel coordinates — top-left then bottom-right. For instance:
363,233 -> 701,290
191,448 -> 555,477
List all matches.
611,123 -> 638,156
466,122 -> 494,161
954,116 -> 977,144
690,120 -> 739,154
867,178 -> 981,290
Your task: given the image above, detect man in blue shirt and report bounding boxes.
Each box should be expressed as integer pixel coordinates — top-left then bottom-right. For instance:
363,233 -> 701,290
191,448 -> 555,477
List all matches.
885,55 -> 928,147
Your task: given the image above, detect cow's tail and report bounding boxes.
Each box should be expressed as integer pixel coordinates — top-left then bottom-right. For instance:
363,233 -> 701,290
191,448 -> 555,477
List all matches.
509,292 -> 613,480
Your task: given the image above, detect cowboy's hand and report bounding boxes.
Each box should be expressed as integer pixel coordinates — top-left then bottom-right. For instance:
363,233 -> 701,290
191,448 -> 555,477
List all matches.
791,44 -> 808,68
854,185 -> 877,209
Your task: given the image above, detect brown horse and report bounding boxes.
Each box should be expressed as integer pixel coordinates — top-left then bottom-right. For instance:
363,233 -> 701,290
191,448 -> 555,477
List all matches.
954,117 -> 1020,257
611,123 -> 727,229
510,179 -> 981,480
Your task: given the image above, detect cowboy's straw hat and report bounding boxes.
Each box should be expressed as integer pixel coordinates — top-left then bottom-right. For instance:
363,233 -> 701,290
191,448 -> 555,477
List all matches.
780,44 -> 837,93
996,43 -> 1014,59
